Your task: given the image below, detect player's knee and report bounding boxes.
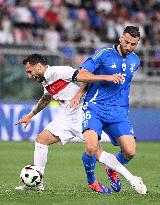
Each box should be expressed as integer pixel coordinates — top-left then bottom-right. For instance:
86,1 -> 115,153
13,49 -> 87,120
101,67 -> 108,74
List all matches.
86,144 -> 97,156
124,149 -> 136,160
35,135 -> 48,145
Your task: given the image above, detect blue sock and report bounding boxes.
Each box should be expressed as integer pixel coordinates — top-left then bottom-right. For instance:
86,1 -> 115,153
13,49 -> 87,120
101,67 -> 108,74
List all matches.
116,151 -> 130,165
82,152 -> 96,185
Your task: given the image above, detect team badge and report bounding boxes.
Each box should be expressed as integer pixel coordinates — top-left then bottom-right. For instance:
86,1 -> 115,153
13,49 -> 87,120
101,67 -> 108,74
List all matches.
130,63 -> 135,72
83,120 -> 88,128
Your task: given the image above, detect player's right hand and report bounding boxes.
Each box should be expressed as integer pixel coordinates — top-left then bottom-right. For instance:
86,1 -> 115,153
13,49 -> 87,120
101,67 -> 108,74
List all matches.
15,113 -> 34,128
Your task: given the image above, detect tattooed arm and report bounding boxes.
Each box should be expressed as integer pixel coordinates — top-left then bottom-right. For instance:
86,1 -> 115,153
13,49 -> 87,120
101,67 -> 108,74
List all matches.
31,94 -> 52,116
15,94 -> 52,128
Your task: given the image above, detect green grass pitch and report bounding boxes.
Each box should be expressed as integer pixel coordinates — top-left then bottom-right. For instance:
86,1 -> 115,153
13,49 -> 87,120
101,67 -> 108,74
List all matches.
0,142 -> 160,205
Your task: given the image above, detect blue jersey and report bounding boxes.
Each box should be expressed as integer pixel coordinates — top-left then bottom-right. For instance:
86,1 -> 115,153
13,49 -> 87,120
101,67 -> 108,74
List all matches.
81,45 -> 140,120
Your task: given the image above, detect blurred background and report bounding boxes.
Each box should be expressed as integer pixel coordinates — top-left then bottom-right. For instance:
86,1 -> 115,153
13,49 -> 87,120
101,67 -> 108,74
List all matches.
0,0 -> 160,141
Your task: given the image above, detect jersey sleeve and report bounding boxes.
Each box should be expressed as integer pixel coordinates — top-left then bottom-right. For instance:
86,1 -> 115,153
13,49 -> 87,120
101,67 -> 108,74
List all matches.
44,66 -> 76,83
134,54 -> 141,72
135,57 -> 140,72
43,86 -> 48,94
54,66 -> 76,81
81,48 -> 106,73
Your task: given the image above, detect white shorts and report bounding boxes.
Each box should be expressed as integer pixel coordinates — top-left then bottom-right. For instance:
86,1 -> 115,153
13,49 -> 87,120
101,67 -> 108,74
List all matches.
44,104 -> 83,145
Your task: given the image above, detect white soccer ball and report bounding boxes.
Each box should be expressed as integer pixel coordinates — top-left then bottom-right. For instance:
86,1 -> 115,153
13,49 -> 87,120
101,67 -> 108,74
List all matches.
20,165 -> 42,187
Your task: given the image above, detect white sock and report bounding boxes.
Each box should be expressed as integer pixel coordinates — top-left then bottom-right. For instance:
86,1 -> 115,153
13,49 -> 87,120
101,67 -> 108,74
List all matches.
99,151 -> 133,182
34,141 -> 48,175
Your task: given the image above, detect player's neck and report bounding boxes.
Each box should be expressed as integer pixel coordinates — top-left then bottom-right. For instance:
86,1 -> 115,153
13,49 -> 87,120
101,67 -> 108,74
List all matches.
116,45 -> 127,58
117,45 -> 123,56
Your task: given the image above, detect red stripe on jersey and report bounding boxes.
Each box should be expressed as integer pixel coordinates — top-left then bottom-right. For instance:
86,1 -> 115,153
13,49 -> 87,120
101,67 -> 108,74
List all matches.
45,79 -> 69,95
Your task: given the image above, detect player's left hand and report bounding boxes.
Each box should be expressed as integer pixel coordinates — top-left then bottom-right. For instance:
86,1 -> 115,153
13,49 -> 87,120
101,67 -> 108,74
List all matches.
70,95 -> 81,109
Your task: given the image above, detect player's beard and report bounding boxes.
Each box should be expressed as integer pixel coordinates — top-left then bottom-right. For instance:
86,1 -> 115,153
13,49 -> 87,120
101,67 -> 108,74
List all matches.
120,44 -> 132,56
33,73 -> 45,83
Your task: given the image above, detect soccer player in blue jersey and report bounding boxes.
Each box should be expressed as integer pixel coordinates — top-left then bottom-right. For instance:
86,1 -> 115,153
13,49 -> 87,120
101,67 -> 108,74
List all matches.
73,26 -> 144,194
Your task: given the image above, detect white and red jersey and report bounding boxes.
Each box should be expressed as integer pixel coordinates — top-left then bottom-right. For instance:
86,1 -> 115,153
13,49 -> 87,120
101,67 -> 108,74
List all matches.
42,65 -> 81,107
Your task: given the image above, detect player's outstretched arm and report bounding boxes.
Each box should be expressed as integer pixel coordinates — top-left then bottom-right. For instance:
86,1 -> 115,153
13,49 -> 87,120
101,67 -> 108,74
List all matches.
70,83 -> 87,109
15,113 -> 34,128
15,94 -> 52,128
76,68 -> 123,84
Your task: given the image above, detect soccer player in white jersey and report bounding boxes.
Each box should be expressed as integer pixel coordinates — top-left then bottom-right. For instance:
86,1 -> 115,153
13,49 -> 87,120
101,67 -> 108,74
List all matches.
15,53 -> 147,194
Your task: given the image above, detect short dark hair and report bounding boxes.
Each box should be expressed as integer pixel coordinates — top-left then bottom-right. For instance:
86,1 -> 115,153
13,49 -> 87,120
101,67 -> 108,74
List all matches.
123,26 -> 140,38
23,53 -> 48,65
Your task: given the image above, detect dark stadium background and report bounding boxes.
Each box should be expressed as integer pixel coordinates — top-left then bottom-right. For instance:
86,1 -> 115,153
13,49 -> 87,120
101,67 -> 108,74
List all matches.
0,0 -> 160,141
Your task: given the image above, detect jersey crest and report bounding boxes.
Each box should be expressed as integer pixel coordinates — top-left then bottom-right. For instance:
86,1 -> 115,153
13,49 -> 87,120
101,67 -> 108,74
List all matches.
130,63 -> 136,72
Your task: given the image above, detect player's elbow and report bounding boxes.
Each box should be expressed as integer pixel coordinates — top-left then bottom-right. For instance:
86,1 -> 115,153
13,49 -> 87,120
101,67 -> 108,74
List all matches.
77,69 -> 91,82
72,69 -> 90,82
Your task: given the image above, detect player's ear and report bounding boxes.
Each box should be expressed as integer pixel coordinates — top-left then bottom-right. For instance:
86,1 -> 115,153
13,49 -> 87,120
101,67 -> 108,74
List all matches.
119,35 -> 123,43
38,63 -> 43,70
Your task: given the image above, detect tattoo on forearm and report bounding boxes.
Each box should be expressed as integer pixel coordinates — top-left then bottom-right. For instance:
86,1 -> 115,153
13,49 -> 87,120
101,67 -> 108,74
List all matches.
32,94 -> 52,115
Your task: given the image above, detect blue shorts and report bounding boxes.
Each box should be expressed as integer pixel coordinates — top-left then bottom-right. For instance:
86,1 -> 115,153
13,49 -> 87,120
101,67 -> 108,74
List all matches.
82,107 -> 135,146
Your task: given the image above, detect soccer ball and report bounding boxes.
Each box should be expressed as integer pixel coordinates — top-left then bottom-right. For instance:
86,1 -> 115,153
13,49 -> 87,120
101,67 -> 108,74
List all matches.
20,165 -> 42,187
